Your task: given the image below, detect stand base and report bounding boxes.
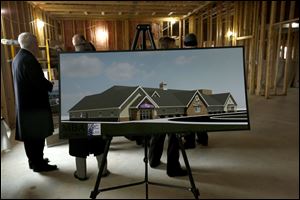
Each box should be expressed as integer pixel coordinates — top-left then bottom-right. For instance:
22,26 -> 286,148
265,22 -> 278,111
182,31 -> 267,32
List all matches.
90,135 -> 200,199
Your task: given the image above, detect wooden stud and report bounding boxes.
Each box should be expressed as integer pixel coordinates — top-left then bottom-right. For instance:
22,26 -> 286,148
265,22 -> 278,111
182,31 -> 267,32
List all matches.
179,19 -> 182,48
232,2 -> 238,46
43,12 -> 48,43
83,20 -> 87,39
7,1 -> 15,44
265,1 -> 277,99
283,1 -> 296,95
27,3 -> 33,34
1,12 -> 16,129
248,2 -> 259,94
21,2 -> 27,32
198,14 -> 203,47
124,20 -> 129,50
238,1 -> 243,38
209,5 -> 213,47
114,20 -> 118,50
256,1 -> 267,96
183,19 -> 186,37
273,1 -> 286,94
14,1 -> 21,34
290,32 -> 299,87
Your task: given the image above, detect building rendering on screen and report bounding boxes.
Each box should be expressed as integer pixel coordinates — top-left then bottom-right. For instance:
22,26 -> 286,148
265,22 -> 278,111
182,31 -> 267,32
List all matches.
68,82 -> 237,121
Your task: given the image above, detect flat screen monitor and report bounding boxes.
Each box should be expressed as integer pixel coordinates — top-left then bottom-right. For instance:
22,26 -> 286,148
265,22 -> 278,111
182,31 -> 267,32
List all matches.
59,47 -> 250,139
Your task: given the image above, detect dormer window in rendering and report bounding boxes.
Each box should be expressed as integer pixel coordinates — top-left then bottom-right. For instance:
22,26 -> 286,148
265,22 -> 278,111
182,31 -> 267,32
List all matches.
68,84 -> 237,122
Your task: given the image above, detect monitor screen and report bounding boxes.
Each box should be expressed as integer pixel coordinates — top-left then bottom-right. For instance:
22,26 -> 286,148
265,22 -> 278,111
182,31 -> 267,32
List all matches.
59,47 -> 250,138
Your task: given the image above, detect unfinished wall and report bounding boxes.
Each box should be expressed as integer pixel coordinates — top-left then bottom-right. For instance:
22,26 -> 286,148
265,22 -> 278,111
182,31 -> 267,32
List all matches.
1,1 -> 60,128
60,19 -> 161,51
187,1 -> 299,98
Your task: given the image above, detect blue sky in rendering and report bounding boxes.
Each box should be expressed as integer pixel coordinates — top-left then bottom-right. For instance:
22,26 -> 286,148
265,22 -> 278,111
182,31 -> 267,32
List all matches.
60,48 -> 247,119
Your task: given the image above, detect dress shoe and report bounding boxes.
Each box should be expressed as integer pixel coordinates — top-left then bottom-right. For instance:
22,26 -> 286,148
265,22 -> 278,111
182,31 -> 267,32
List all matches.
196,140 -> 208,146
102,169 -> 110,177
33,163 -> 58,172
73,171 -> 88,181
183,142 -> 196,149
149,160 -> 161,168
29,158 -> 49,169
167,168 -> 188,177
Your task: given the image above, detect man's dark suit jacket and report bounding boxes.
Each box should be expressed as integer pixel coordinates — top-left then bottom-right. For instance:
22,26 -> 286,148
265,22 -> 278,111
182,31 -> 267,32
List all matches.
12,48 -> 54,141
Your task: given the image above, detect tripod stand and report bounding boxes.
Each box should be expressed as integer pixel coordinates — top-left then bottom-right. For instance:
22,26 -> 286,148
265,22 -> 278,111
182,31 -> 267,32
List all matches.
90,24 -> 199,199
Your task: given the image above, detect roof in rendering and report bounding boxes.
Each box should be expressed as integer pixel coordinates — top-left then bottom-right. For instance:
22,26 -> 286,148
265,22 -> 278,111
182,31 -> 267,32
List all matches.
69,85 -> 236,112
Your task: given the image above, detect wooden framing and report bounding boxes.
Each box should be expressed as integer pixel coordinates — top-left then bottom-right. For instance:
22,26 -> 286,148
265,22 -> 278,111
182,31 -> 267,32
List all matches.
256,1 -> 267,96
1,1 -> 299,130
283,1 -> 296,95
273,1 -> 286,94
265,1 -> 277,99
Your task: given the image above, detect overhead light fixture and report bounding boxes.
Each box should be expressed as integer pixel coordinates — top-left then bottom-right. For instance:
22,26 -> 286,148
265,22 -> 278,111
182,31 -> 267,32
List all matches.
84,11 -> 88,15
36,19 -> 44,29
283,22 -> 299,28
170,18 -> 176,25
1,8 -> 6,15
226,30 -> 236,39
96,28 -> 108,43
118,11 -> 122,15
152,12 -> 156,16
101,11 -> 105,15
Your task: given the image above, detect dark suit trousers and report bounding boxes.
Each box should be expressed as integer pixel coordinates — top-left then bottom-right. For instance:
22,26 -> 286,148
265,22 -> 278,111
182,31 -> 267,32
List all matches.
24,138 -> 45,164
149,133 -> 181,172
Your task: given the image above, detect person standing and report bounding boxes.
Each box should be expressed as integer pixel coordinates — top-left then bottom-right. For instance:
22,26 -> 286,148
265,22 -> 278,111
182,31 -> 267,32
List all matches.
148,36 -> 187,177
183,33 -> 209,148
12,32 -> 58,172
69,34 -> 109,181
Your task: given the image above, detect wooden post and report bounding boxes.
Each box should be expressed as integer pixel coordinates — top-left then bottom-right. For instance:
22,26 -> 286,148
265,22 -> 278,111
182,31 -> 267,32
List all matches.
179,19 -> 182,48
209,6 -> 213,47
198,14 -> 203,47
27,3 -> 33,34
61,20 -> 65,46
83,20 -> 87,40
124,20 -> 129,50
273,1 -> 286,94
189,15 -> 196,34
265,1 -> 277,99
256,1 -> 267,96
248,2 -> 259,94
114,21 -> 118,50
14,1 -> 21,34
216,3 -> 220,46
20,2 -> 26,32
283,1 -> 296,95
232,2 -> 238,46
1,12 -> 16,129
238,2 -> 243,39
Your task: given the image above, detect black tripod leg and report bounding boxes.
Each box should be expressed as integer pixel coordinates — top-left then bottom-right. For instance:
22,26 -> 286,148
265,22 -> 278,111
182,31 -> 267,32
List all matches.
131,29 -> 141,50
144,136 -> 149,199
176,134 -> 200,200
147,30 -> 156,49
90,136 -> 112,199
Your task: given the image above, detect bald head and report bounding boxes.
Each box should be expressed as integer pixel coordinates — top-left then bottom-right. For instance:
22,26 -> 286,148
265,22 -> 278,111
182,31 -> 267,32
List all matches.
18,32 -> 38,56
72,34 -> 86,46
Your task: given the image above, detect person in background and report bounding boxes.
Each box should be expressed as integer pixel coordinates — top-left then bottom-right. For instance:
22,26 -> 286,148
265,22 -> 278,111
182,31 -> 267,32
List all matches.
183,33 -> 209,148
148,36 -> 188,177
69,34 -> 109,181
12,32 -> 58,172
72,34 -> 96,51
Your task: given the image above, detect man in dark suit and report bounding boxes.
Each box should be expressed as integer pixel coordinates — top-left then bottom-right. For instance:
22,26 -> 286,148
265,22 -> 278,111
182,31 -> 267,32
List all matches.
12,32 -> 58,172
69,34 -> 109,181
148,36 -> 187,177
183,33 -> 209,148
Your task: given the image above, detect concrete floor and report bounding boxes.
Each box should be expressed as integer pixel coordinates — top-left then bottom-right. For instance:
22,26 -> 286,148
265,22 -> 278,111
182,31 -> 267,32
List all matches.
1,88 -> 299,199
